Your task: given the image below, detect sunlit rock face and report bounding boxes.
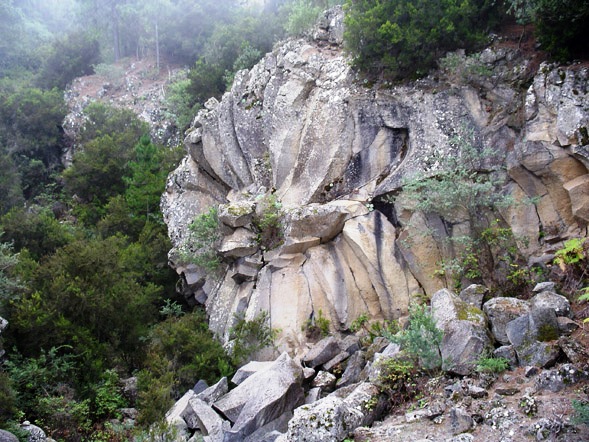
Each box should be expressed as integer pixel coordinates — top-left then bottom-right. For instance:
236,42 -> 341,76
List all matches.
162,6 -> 589,355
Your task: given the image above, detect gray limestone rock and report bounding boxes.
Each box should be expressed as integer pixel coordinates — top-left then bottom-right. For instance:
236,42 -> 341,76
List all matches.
196,377 -> 229,405
448,407 -> 474,436
213,353 -> 304,440
286,382 -> 383,442
483,297 -> 530,345
441,320 -> 492,376
529,290 -> 572,318
0,430 -> 19,442
311,371 -> 337,391
459,284 -> 488,309
302,336 -> 341,368
187,398 -> 228,440
506,310 -> 561,367
231,360 -> 274,385
337,351 -> 366,388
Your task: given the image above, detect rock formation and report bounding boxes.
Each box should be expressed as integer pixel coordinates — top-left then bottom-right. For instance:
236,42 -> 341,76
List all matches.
161,6 -> 589,354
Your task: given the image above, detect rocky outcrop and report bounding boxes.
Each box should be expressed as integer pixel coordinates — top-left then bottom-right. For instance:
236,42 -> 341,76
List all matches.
161,6 -> 589,353
164,286 -> 588,441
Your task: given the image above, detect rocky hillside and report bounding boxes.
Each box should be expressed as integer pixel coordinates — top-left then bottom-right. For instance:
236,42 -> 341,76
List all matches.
162,6 -> 589,355
63,57 -> 184,163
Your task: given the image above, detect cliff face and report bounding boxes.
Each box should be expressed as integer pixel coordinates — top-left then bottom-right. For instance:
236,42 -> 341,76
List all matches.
161,7 -> 589,354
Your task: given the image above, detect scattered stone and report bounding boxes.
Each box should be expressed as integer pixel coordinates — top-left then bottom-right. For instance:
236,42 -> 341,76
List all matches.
558,336 -> 589,364
305,387 -> 322,404
339,335 -> 361,354
535,364 -> 589,392
196,377 -> 229,405
337,351 -> 366,388
495,387 -> 520,396
193,379 -> 208,394
441,320 -> 492,375
459,284 -> 488,308
303,367 -> 316,380
530,291 -> 572,318
232,361 -> 274,385
556,317 -> 579,335
302,336 -> 341,368
312,371 -> 337,391
448,407 -> 473,435
468,386 -> 488,399
20,422 -> 46,442
532,282 -> 556,293
0,430 -> 19,442
166,389 -> 196,425
286,382 -> 383,442
323,351 -> 350,372
213,353 -> 304,440
525,366 -> 540,377
188,398 -> 229,439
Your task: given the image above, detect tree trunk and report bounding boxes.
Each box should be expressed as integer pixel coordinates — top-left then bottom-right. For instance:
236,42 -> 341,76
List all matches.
155,20 -> 160,72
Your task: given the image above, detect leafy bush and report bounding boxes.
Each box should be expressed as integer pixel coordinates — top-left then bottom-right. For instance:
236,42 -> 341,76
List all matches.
37,30 -> 100,89
165,77 -> 201,130
254,193 -> 284,250
305,309 -> 331,340
182,206 -> 222,271
283,0 -> 322,36
552,238 -> 588,295
344,0 -> 499,79
137,310 -> 232,425
373,357 -> 420,407
230,311 -> 277,366
385,304 -> 442,371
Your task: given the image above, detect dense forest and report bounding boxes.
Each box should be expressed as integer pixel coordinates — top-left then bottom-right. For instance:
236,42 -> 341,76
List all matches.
1,0 -> 587,440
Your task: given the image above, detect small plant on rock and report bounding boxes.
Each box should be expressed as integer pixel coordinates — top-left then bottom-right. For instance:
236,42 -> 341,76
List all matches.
385,304 -> 442,371
475,355 -> 509,374
182,206 -> 221,271
253,193 -> 284,251
374,356 -> 421,408
552,238 -> 588,295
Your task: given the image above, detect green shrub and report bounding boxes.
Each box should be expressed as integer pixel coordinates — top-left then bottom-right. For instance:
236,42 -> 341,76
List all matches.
373,357 -> 420,407
305,309 -> 331,339
534,0 -> 589,61
283,0 -> 322,36
572,400 -> 589,426
475,355 -> 509,374
552,238 -> 588,295
230,311 -> 277,366
344,0 -> 499,79
253,194 -> 284,250
182,206 -> 222,271
385,304 -> 442,371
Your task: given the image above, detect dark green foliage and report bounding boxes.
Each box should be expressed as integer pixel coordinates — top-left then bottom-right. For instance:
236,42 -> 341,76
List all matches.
37,30 -> 100,89
0,153 -> 24,215
165,78 -> 201,131
183,207 -> 222,271
0,369 -> 18,426
0,232 -> 22,309
344,0 -> 499,79
0,87 -> 67,199
137,310 -> 232,425
77,102 -> 147,147
253,193 -> 284,250
534,0 -> 589,61
1,207 -> 75,260
230,311 -> 277,366
7,236 -> 161,373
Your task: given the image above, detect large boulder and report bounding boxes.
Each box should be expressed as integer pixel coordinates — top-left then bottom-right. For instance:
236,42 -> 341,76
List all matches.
483,297 -> 530,345
529,290 -> 572,318
286,382 -> 383,442
431,288 -> 487,330
505,308 -> 561,367
213,353 -> 304,441
441,320 -> 493,375
0,430 -> 18,442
